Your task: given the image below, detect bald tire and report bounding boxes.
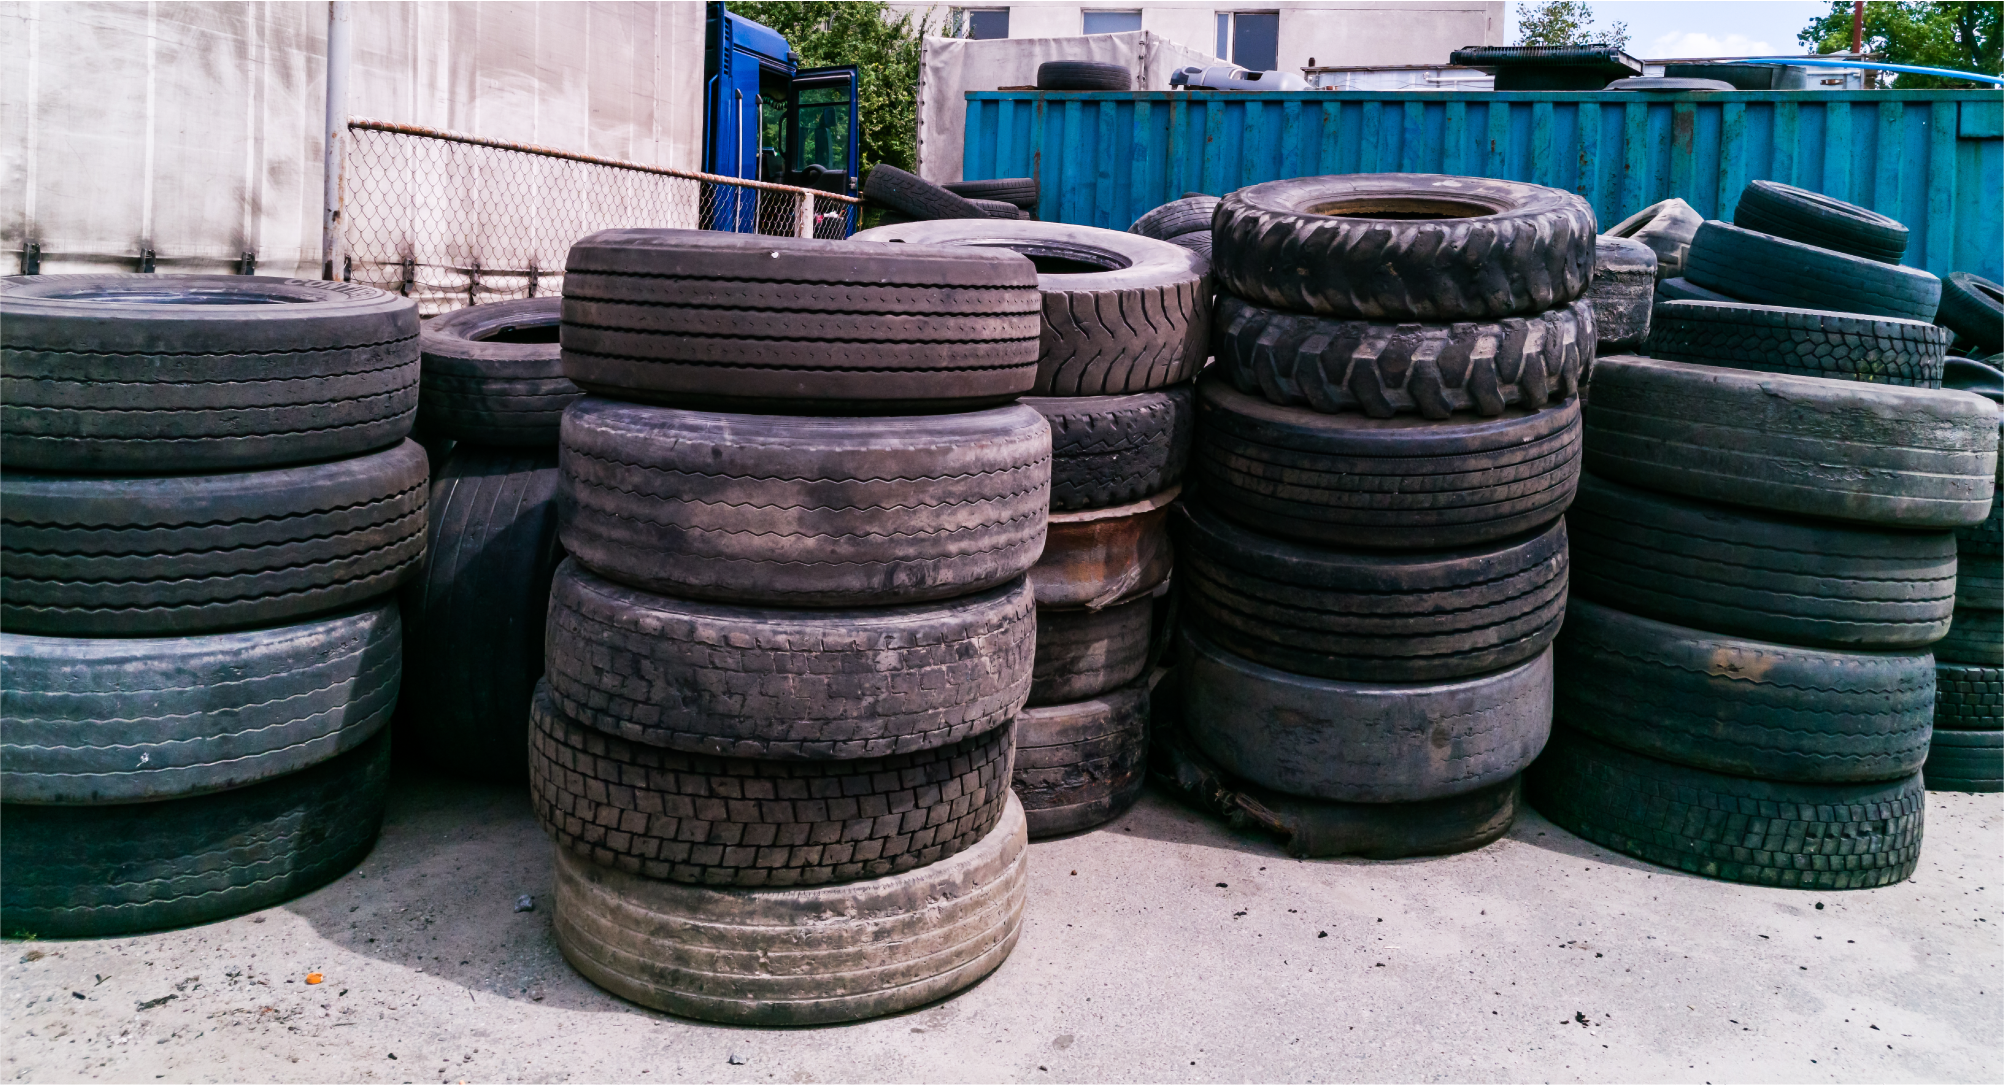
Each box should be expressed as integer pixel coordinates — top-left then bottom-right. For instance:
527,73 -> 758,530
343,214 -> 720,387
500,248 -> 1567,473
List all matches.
418,297 -> 580,446
551,792 -> 1027,1026
1923,729 -> 2002,792
1030,595 -> 1152,707
1014,682 -> 1149,838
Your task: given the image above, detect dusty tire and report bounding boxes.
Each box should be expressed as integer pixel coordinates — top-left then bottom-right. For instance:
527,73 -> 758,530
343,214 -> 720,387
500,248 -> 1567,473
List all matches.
1210,174 -> 1596,320
861,164 -> 988,221
1938,607 -> 2003,666
545,561 -> 1034,759
1684,220 -> 1942,322
1172,232 -> 1214,260
1583,355 -> 1998,529
558,399 -> 1050,606
1938,272 -> 2004,354
1645,300 -> 1948,388
1023,387 -> 1192,511
1526,726 -> 1923,890
1923,729 -> 2002,792
944,177 -> 1039,208
851,219 -> 1211,395
1213,293 -> 1592,419
1732,179 -> 1908,264
1588,235 -> 1656,347
1015,682 -> 1148,837
1193,372 -> 1582,549
1027,490 -> 1175,610
418,298 -> 581,446
1655,276 -> 1736,303
0,440 -> 429,637
1038,60 -> 1131,90
971,198 -> 1024,219
560,229 -> 1040,410
1935,662 -> 2002,731
0,729 -> 391,938
0,275 -> 418,473
1029,595 -> 1152,706
1608,197 -> 1702,279
1960,486 -> 2003,556
551,791 -> 1026,1025
1130,196 -> 1219,241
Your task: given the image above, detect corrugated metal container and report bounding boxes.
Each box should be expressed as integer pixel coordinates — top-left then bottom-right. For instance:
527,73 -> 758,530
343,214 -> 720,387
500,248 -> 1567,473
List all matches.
963,89 -> 2003,281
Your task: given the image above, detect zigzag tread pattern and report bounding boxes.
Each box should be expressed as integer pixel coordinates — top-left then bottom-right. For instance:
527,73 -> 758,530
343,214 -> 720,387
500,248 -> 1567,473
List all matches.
1036,279 -> 1208,395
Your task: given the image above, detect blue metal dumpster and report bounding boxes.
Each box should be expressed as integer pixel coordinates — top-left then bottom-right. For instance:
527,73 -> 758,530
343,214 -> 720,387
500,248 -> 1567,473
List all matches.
961,89 -> 2002,281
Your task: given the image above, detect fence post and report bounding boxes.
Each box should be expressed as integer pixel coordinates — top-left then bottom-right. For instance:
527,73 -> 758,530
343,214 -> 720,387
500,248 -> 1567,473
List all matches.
795,189 -> 815,238
321,1 -> 351,281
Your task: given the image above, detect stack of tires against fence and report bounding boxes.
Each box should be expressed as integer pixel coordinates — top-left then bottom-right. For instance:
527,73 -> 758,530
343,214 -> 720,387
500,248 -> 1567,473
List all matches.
1158,174 -> 1597,858
534,230 -> 1047,1025
398,298 -> 581,780
849,215 -> 1213,837
0,276 -> 426,937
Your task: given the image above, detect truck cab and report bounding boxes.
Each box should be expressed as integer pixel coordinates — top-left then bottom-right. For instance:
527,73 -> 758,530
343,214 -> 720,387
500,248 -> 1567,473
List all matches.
703,2 -> 860,234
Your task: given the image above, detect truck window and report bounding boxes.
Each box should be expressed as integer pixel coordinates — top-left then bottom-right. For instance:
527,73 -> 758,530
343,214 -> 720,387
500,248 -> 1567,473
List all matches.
794,86 -> 850,172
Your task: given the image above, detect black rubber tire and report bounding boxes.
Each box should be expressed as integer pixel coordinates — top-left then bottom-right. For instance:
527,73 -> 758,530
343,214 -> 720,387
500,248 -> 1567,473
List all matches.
0,275 -> 419,474
1609,197 -> 1702,279
1959,486 -> 2002,556
1526,726 -> 1923,890
1175,499 -> 1568,681
1029,490 -> 1177,610
550,793 -> 1026,1026
1171,232 -> 1214,261
1037,60 -> 1132,90
1958,551 -> 2002,610
944,177 -> 1039,208
970,198 -> 1024,219
1936,662 -> 2003,731
1583,355 -> 1998,529
1938,607 -> 2003,666
418,297 -> 581,446
558,399 -> 1049,606
1014,681 -> 1148,837
1022,387 -> 1193,511
1211,174 -> 1596,320
1645,300 -> 1949,388
1663,62 -> 1776,90
1589,235 -> 1656,347
559,229 -> 1040,411
1938,272 -> 2004,354
1029,595 -> 1152,706
850,219 -> 1211,395
1655,276 -> 1737,303
545,560 -> 1034,760
1684,220 -> 1942,322
1923,728 -> 2002,792
1,440 -> 429,637
398,446 -> 563,781
1567,472 -> 1958,649
1130,196 -> 1219,240
530,684 -> 1013,888
1556,599 -> 1935,784
0,728 -> 391,938
1193,372 -> 1583,549
0,600 -> 399,805
1180,627 -> 1553,802
1604,76 -> 1736,91
1213,293 -> 1592,419
861,164 -> 989,221
1732,179 -> 1909,264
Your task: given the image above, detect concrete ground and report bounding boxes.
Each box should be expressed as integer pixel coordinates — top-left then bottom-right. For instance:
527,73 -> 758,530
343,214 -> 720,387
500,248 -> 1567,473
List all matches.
4,762 -> 1999,1084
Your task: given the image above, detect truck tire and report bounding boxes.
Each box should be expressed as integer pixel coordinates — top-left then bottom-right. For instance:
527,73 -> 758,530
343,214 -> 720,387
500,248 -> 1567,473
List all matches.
1935,662 -> 2002,731
1174,499 -> 1567,681
1584,355 -> 1997,529
1194,373 -> 1582,549
1938,272 -> 2004,354
1654,276 -> 1736,303
1567,471 -> 1958,649
550,792 -> 1026,1026
560,229 -> 1040,410
1180,627 -> 1552,803
1732,179 -> 1908,264
1,600 -> 399,805
418,297 -> 581,446
1029,595 -> 1152,706
1588,235 -> 1656,348
545,561 -> 1034,760
970,198 -> 1024,219
852,219 -> 1211,395
1646,300 -> 1949,387
944,177 -> 1038,208
398,447 -> 563,781
1028,489 -> 1176,610
1130,196 -> 1219,241
1038,60 -> 1132,90
1556,599 -> 1935,784
1211,174 -> 1596,320
1213,294 -> 1592,419
559,399 -> 1049,606
1684,220 -> 1942,322
0,729 -> 391,938
1608,197 -> 1702,279
1923,729 -> 2002,792
1023,387 -> 1192,511
1172,232 -> 1214,260
0,275 -> 418,474
1938,607 -> 2003,666
861,164 -> 989,221
1,440 -> 429,637
1014,682 -> 1148,837
1960,486 -> 2002,556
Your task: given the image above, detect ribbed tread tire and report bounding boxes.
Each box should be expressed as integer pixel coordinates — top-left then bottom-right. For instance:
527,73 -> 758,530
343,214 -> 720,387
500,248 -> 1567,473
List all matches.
1029,595 -> 1152,706
1023,387 -> 1193,511
1038,60 -> 1131,90
1583,355 -> 1998,529
1935,662 -> 2002,731
0,440 -> 429,637
0,729 -> 391,938
1193,372 -> 1583,549
1923,729 -> 2002,792
1588,235 -> 1656,347
1015,682 -> 1148,838
1959,486 -> 2002,556
545,561 -> 1034,760
943,177 -> 1039,208
1938,607 -> 2003,666
1556,599 -> 1935,784
418,297 -> 580,446
1526,726 -> 1922,890
558,399 -> 1050,606
1938,273 -> 2003,354
1175,499 -> 1567,681
1731,179 -> 1908,263
1684,220 -> 1942,322
0,275 -> 418,474
1130,196 -> 1218,240
1213,294 -> 1592,419
551,792 -> 1027,1026
1210,174 -> 1596,320
860,164 -> 988,221
1644,300 -> 1948,387
1567,472 -> 1958,649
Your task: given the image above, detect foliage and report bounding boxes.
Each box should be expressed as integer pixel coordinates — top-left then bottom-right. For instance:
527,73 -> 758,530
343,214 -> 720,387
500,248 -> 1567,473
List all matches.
731,1 -> 934,173
1513,1 -> 1631,49
1798,1 -> 2002,87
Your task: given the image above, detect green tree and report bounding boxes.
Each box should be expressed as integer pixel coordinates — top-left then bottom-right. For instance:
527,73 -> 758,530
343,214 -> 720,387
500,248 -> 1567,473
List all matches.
1514,1 -> 1631,49
730,1 -> 933,174
1798,1 -> 2002,87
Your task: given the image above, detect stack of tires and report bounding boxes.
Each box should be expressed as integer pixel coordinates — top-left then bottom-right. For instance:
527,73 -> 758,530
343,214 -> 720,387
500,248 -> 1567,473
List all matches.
1168,173 -> 1597,858
0,275 -> 426,936
850,216 -> 1212,837
862,163 -> 1033,226
399,299 -> 580,779
536,229 -> 1047,1025
1929,460 -> 2004,791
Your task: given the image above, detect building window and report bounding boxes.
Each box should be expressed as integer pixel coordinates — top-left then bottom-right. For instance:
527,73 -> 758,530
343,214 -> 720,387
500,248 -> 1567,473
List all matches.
1083,10 -> 1142,35
964,8 -> 1009,39
1215,11 -> 1279,71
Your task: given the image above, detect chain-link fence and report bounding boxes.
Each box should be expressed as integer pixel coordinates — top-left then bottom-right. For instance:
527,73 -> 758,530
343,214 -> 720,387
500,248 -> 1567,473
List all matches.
341,120 -> 861,315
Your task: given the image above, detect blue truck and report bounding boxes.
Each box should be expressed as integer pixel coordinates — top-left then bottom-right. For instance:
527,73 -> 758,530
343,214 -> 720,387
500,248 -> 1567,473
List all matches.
703,1 -> 861,233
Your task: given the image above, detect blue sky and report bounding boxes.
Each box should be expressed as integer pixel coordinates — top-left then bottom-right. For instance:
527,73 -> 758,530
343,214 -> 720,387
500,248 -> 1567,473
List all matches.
1503,1 -> 1839,59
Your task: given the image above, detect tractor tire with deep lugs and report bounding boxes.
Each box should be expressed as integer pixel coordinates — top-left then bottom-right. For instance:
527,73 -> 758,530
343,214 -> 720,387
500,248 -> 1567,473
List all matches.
1644,300 -> 1948,388
1684,220 -> 1942,322
418,297 -> 581,446
1023,387 -> 1192,511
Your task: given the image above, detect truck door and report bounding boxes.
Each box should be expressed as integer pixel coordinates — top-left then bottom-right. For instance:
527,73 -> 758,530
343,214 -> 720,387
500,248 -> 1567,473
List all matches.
784,66 -> 860,236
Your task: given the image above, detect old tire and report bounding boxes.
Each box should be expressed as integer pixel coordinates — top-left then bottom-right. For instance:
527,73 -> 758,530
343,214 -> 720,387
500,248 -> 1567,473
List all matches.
418,297 -> 581,446
1938,272 -> 2004,354
1938,608 -> 2003,666
1029,595 -> 1151,706
1130,196 -> 1219,241
971,198 -> 1024,219
1935,662 -> 2002,731
1526,726 -> 1923,890
1732,179 -> 1908,263
944,177 -> 1039,208
861,164 -> 988,221
1027,489 -> 1175,610
558,399 -> 1049,606
0,275 -> 418,474
1961,486 -> 2003,556
1,440 -> 429,637
1608,197 -> 1702,279
1038,60 -> 1131,90
1023,387 -> 1192,512
1655,276 -> 1736,303
1014,682 -> 1148,837
1588,235 -> 1656,348
1583,355 -> 1998,529
1923,729 -> 2002,792
1684,220 -> 1941,322
1645,300 -> 1948,388
1211,173 -> 1596,320
560,229 -> 1040,410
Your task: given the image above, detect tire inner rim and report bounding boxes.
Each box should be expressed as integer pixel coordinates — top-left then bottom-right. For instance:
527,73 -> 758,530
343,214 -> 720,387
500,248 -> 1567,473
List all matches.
1307,195 -> 1503,221
471,318 -> 561,344
25,284 -> 315,304
958,238 -> 1132,275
